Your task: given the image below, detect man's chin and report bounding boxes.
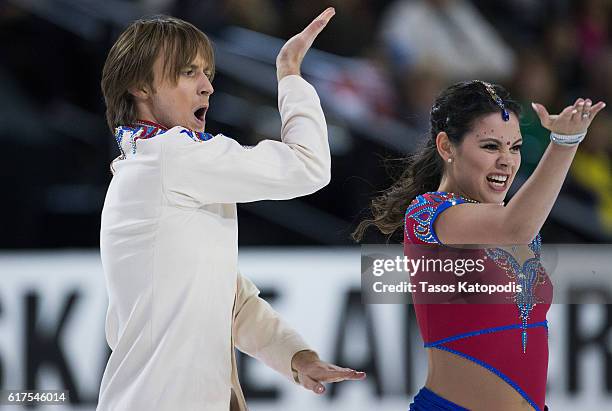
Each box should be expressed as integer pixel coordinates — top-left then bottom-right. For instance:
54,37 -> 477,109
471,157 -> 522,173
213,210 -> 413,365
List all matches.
192,118 -> 206,132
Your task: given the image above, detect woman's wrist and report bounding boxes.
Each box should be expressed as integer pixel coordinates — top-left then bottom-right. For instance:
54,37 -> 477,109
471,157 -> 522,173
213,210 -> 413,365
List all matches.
549,130 -> 586,146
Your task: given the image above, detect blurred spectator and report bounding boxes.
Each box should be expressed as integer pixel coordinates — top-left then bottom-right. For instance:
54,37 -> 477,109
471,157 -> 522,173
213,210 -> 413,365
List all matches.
379,0 -> 515,81
170,0 -> 229,34
543,18 -> 582,94
585,47 -> 612,104
569,112 -> 612,233
142,0 -> 175,13
311,57 -> 396,122
576,0 -> 610,63
472,0 -> 568,47
282,0 -> 379,57
395,64 -> 445,132
511,50 -> 560,175
224,0 -> 281,36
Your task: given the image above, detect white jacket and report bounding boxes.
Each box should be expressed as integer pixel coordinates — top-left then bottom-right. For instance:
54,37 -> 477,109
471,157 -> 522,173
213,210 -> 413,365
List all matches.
97,75 -> 330,410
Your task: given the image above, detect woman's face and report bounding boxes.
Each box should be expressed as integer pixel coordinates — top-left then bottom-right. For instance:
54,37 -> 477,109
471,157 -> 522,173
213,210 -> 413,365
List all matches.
447,112 -> 522,204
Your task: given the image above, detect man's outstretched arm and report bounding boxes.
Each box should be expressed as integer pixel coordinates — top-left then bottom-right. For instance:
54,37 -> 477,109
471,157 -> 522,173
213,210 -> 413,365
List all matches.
232,272 -> 365,395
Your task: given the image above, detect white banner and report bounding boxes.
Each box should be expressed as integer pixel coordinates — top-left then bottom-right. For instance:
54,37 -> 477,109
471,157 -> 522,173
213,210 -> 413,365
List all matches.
0,249 -> 611,410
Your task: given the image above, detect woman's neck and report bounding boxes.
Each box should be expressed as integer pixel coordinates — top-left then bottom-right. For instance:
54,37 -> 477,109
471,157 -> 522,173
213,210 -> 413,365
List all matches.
437,178 -> 464,197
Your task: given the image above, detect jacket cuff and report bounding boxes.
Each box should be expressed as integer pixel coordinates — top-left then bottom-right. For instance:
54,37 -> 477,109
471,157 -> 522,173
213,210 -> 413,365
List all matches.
261,334 -> 313,383
290,349 -> 319,384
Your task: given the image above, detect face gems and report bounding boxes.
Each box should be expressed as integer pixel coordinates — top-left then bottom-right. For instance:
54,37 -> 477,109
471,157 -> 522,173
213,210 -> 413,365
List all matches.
474,80 -> 510,122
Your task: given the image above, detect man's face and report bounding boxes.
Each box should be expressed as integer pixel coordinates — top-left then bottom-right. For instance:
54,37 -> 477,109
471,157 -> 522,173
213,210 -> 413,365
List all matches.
139,52 -> 214,132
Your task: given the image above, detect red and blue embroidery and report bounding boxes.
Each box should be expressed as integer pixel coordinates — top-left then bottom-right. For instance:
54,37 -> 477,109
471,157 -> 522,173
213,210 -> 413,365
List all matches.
113,119 -> 214,160
404,191 -> 466,244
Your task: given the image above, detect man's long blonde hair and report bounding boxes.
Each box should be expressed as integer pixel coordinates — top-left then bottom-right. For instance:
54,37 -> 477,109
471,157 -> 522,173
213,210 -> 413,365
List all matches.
101,15 -> 214,132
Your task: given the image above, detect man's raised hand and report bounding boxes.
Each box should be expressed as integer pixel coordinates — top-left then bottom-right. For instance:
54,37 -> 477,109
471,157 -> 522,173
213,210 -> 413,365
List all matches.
276,7 -> 335,82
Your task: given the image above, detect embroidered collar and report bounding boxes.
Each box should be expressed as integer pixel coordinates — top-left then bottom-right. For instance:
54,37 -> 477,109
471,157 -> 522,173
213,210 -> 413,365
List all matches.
113,119 -> 214,160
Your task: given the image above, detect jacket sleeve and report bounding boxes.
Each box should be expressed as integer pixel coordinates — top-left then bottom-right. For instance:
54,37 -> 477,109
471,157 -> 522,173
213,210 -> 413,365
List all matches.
163,75 -> 331,205
232,271 -> 314,383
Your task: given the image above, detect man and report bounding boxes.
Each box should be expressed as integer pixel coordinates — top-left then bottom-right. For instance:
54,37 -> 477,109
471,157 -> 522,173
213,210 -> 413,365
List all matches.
97,7 -> 365,411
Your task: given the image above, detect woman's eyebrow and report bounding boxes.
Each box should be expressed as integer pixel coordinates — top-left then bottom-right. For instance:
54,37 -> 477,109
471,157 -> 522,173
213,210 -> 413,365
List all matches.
478,137 -> 523,145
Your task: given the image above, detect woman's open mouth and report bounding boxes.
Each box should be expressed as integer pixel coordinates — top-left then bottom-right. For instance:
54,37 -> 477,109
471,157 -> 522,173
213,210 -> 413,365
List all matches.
486,174 -> 509,192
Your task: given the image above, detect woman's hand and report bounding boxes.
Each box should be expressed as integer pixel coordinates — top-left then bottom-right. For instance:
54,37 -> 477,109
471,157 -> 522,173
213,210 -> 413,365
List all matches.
276,7 -> 335,82
532,98 -> 606,135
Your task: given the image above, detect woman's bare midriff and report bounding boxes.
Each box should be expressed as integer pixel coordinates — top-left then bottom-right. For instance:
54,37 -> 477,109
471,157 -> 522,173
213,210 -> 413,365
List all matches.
425,348 -> 535,411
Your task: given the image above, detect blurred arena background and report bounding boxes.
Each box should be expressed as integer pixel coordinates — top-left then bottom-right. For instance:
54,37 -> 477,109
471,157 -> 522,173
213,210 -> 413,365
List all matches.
0,0 -> 611,410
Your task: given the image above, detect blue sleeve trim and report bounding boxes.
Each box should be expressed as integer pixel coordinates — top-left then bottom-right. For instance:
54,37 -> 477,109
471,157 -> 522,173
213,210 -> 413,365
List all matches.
428,197 -> 465,244
405,193 -> 468,244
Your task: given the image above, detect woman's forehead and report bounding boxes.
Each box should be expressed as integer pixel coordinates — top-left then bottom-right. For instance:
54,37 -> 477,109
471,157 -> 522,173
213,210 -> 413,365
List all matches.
470,112 -> 521,138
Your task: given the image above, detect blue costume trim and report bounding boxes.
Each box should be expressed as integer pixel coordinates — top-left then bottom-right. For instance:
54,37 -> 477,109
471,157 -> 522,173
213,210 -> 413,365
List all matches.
429,197 -> 464,244
424,321 -> 548,348
429,344 -> 541,411
409,387 -> 469,410
179,128 -> 214,142
404,192 -> 466,244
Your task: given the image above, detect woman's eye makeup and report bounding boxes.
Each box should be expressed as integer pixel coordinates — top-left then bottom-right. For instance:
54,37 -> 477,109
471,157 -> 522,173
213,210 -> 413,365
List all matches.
480,140 -> 522,151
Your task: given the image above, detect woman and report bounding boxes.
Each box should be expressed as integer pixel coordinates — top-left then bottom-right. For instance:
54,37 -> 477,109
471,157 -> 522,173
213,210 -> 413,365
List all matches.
354,80 -> 605,410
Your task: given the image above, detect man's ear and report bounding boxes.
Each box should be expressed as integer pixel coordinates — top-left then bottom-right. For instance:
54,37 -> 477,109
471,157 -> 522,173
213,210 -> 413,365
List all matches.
128,84 -> 150,101
435,131 -> 454,162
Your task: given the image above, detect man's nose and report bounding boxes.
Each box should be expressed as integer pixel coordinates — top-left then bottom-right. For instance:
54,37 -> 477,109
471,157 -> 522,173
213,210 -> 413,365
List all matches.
200,77 -> 214,96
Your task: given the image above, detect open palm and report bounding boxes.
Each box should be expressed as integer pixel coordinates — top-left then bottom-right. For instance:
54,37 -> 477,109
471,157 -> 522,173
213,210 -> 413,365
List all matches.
276,7 -> 335,81
532,98 -> 606,135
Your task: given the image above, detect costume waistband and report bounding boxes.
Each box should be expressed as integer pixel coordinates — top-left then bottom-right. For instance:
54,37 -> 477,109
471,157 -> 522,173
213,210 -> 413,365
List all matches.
409,387 -> 550,410
409,387 -> 468,410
